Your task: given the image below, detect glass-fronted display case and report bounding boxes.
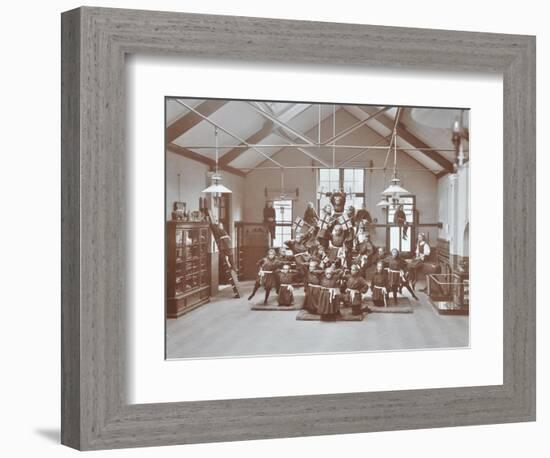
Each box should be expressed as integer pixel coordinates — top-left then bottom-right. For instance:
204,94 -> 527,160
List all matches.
166,221 -> 210,318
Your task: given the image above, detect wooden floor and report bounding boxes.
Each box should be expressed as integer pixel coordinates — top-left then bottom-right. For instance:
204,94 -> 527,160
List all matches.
166,281 -> 469,359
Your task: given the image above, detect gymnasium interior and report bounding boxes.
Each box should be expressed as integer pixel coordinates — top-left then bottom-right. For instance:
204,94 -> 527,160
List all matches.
165,99 -> 470,359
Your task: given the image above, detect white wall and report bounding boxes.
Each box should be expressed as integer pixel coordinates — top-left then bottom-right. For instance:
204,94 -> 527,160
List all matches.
166,151 -> 245,244
438,163 -> 470,256
2,1 -> 547,458
244,109 -> 439,247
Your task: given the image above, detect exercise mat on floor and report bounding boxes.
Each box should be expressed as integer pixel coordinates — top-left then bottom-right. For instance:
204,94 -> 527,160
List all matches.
365,298 -> 413,313
251,303 -> 302,311
296,309 -> 366,321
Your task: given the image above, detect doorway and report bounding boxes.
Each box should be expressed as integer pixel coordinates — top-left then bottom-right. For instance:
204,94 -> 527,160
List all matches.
386,195 -> 415,253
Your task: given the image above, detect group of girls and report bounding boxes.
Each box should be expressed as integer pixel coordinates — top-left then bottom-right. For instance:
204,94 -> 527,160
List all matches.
248,246 -> 418,321
247,195 -> 419,319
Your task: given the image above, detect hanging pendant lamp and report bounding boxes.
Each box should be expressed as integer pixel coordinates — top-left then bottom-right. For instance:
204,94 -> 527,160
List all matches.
202,126 -> 232,194
202,174 -> 232,194
382,174 -> 409,196
376,197 -> 390,207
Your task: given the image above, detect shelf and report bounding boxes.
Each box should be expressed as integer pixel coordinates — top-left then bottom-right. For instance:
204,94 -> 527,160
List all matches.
167,222 -> 211,317
173,284 -> 210,299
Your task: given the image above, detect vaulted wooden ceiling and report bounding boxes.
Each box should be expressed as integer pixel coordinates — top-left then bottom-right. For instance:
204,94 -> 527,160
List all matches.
166,98 -> 469,178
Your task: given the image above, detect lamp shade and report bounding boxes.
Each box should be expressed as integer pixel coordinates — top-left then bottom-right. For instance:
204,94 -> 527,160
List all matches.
381,177 -> 409,196
202,183 -> 232,194
202,173 -> 232,194
376,198 -> 390,207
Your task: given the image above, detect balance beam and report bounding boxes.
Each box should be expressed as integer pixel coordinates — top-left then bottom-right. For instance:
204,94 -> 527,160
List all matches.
365,223 -> 443,229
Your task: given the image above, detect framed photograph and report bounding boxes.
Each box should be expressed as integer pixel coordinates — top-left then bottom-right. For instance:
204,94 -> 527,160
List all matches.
164,98 -> 470,356
61,6 -> 535,451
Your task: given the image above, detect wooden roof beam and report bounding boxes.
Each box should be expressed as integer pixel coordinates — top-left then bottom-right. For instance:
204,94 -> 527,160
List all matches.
219,121 -> 274,166
166,99 -> 227,144
396,121 -> 454,172
167,143 -> 246,178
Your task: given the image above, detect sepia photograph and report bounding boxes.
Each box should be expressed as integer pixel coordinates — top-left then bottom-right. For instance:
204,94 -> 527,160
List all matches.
165,98 -> 470,359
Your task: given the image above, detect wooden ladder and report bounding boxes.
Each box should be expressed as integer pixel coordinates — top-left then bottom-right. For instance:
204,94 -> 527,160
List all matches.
206,210 -> 241,298
221,256 -> 241,298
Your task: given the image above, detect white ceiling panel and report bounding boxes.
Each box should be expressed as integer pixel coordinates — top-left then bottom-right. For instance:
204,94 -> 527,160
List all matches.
228,105 -> 337,170
166,100 -> 460,174
409,150 -> 444,173
172,101 -> 265,156
165,98 -> 204,125
343,105 -> 459,174
228,133 -> 283,169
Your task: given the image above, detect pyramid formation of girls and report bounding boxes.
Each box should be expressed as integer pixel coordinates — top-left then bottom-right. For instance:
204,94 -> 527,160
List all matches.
248,189 -> 432,321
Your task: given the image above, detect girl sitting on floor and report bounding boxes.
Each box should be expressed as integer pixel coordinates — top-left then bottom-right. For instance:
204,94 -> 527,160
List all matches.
370,261 -> 389,307
277,264 -> 295,306
302,259 -> 322,313
344,263 -> 369,315
318,267 -> 344,321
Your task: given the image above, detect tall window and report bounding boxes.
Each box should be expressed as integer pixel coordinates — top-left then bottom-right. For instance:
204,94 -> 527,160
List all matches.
343,169 -> 365,209
273,199 -> 293,248
318,168 -> 365,211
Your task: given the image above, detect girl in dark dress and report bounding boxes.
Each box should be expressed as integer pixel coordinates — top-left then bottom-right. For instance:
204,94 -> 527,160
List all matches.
386,248 -> 418,304
211,222 -> 235,270
303,201 -> 319,227
314,245 -> 331,270
356,232 -> 375,258
327,188 -> 346,216
371,247 -> 388,270
263,201 -> 276,242
335,246 -> 348,270
317,204 -> 334,250
328,224 -> 346,267
355,202 -> 373,226
247,248 -> 281,304
302,260 -> 322,313
277,264 -> 295,306
408,232 -> 431,290
330,224 -> 346,248
285,232 -> 308,255
304,227 -> 321,255
386,248 -> 406,304
356,232 -> 376,277
343,227 -> 355,269
345,205 -> 356,228
370,261 -> 389,307
393,204 -> 408,240
318,268 -> 344,320
344,264 -> 369,315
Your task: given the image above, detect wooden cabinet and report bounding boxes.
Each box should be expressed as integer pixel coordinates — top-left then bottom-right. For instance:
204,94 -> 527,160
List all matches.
166,222 -> 210,318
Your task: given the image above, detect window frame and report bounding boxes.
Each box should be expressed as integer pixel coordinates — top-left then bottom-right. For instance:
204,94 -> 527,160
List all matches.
272,199 -> 294,248
317,168 -> 365,212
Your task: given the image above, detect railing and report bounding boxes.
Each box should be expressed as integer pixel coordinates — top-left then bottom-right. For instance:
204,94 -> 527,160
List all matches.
427,273 -> 469,307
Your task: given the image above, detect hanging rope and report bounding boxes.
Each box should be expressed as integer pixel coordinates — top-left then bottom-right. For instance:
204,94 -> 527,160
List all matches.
332,104 -> 336,168
391,107 -> 402,177
214,126 -> 219,174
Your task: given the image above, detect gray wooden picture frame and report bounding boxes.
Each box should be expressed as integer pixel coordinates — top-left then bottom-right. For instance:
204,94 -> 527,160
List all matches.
61,6 -> 536,451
